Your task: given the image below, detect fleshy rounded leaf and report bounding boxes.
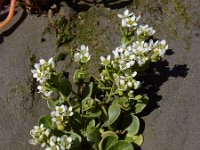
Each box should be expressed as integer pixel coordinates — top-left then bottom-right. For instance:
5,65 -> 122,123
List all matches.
101,131 -> 118,139
125,134 -> 143,146
87,127 -> 101,144
126,114 -> 140,135
82,97 -> 95,111
107,140 -> 134,150
103,104 -> 121,127
134,96 -> 148,114
38,115 -> 52,128
82,82 -> 93,98
47,99 -> 56,110
53,76 -> 72,97
112,97 -> 130,110
98,131 -> 118,150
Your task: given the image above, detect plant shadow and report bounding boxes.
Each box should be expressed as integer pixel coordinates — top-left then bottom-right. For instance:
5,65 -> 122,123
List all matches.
64,0 -> 133,12
138,49 -> 189,117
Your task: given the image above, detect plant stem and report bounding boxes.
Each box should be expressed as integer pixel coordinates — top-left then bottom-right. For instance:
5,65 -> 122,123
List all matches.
101,105 -> 108,117
106,83 -> 115,103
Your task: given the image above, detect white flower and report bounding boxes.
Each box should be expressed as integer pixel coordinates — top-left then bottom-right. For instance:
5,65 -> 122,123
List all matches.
41,142 -> 47,148
49,136 -> 57,147
152,40 -> 168,57
29,139 -> 39,145
60,135 -> 73,149
118,9 -> 134,18
80,44 -> 89,51
74,45 -> 91,63
136,25 -> 155,37
127,81 -> 133,87
132,71 -> 137,77
29,124 -> 51,146
74,53 -> 81,62
81,52 -> 91,63
100,55 -> 111,65
44,129 -> 51,137
67,137 -> 72,143
125,16 -> 139,27
118,9 -> 140,27
134,81 -> 141,89
51,105 -> 73,126
56,105 -> 67,114
112,50 -> 119,59
31,58 -> 55,84
37,85 -> 53,97
115,76 -> 128,91
46,135 -> 73,150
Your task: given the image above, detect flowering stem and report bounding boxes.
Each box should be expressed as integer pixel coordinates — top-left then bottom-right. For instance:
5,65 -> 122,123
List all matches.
0,0 -> 16,29
105,66 -> 113,82
106,83 -> 115,103
101,105 -> 108,117
120,27 -> 125,36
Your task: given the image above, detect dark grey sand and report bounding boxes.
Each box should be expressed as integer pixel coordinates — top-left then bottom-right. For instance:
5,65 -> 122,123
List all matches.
0,0 -> 199,150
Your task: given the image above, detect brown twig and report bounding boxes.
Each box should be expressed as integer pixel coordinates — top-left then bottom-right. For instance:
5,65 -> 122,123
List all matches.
0,0 -> 16,29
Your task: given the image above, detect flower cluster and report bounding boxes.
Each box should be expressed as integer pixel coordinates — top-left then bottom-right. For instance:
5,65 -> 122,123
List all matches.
99,9 -> 168,96
45,135 -> 72,150
151,39 -> 168,57
31,58 -> 56,98
136,24 -> 155,38
29,124 -> 51,146
74,45 -> 91,63
51,105 -> 74,126
118,9 -> 140,27
29,124 -> 73,150
31,58 -> 55,84
100,40 -> 167,72
37,85 -> 53,97
29,105 -> 74,149
114,71 -> 140,92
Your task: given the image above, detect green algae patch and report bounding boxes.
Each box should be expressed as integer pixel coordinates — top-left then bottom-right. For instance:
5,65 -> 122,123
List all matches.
172,0 -> 190,29
76,6 -> 120,77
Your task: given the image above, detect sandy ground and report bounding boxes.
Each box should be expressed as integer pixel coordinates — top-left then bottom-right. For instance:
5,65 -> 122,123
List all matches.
0,1 -> 200,150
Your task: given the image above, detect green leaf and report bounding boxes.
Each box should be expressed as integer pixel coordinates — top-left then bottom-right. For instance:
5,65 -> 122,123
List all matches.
82,82 -> 93,98
126,114 -> 140,135
121,36 -> 127,44
99,136 -> 118,150
70,132 -> 82,143
87,127 -> 101,143
86,119 -> 96,132
73,69 -> 90,83
73,69 -> 83,83
103,104 -> 121,127
134,95 -> 143,101
59,78 -> 72,97
112,97 -> 130,110
134,96 -> 148,114
82,97 -> 95,111
125,134 -> 143,146
38,115 -> 52,128
47,99 -> 56,110
107,140 -> 134,150
98,131 -> 118,150
53,76 -> 72,97
82,108 -> 102,118
101,131 -> 118,139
